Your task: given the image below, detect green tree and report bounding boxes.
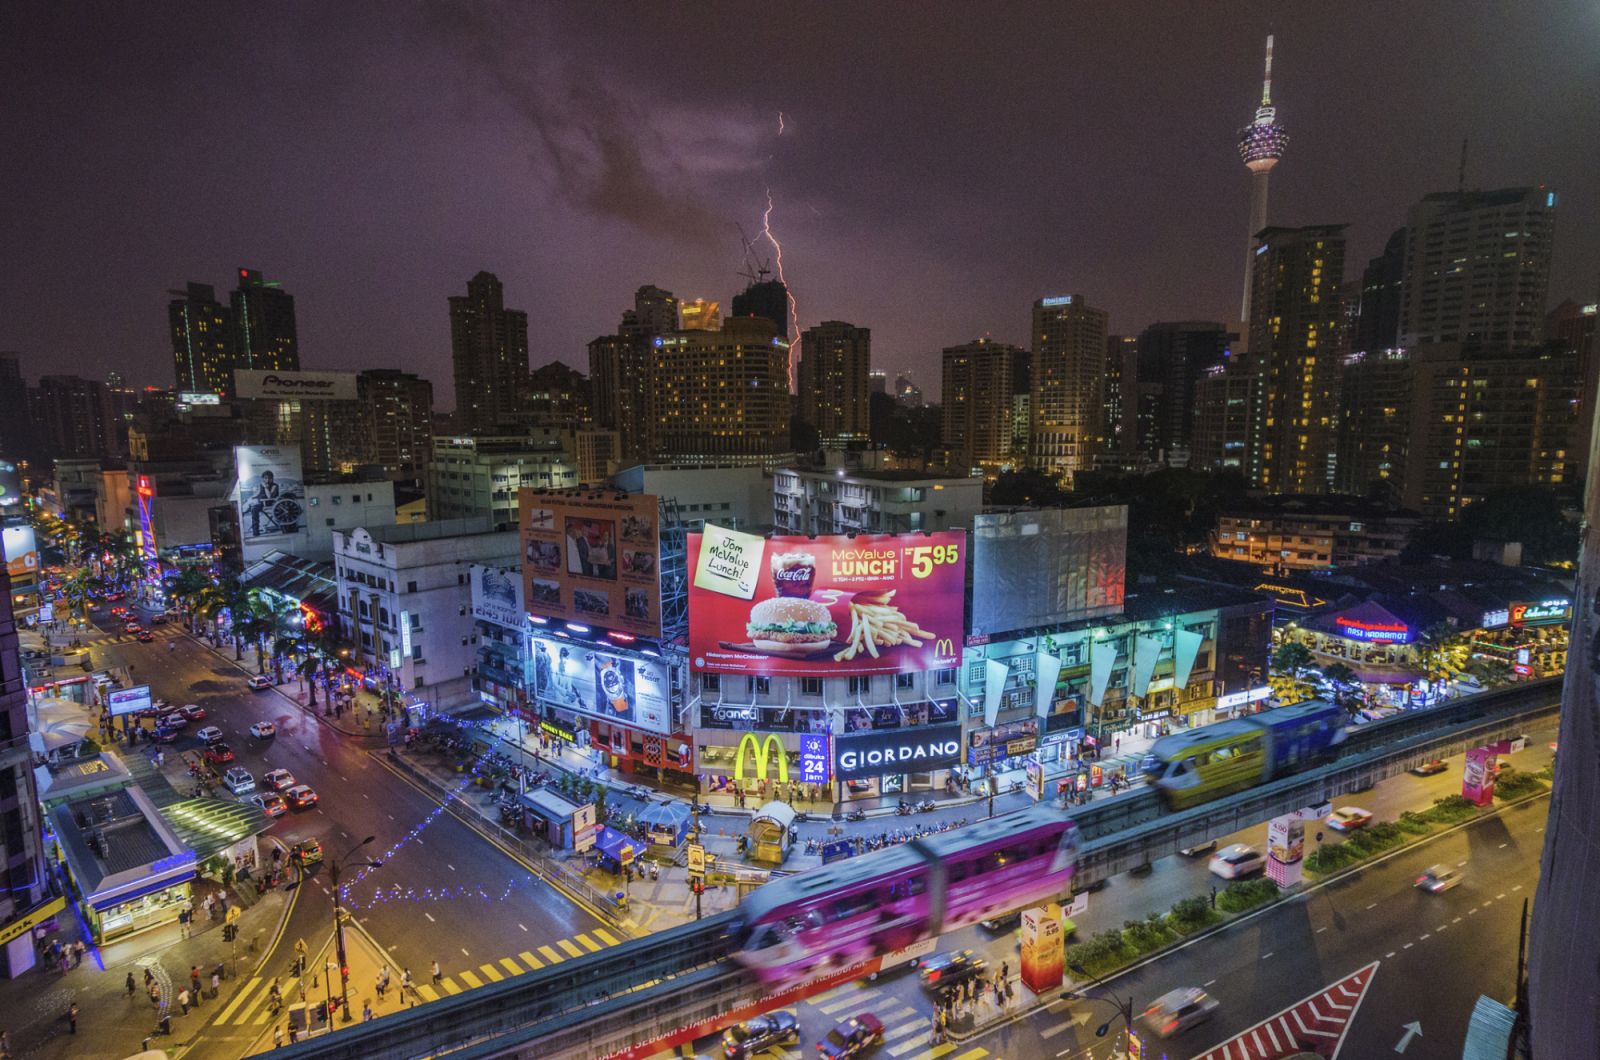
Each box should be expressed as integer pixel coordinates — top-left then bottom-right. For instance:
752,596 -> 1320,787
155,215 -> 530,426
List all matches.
1272,641 -> 1313,676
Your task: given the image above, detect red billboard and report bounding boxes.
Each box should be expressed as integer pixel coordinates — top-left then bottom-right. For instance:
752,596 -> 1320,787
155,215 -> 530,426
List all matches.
687,531 -> 966,676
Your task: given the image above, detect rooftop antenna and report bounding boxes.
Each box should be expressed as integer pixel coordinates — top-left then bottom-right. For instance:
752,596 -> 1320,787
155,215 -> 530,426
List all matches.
1458,137 -> 1469,193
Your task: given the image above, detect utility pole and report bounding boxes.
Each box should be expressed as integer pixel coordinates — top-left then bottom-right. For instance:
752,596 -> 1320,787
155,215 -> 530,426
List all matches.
329,836 -> 382,1022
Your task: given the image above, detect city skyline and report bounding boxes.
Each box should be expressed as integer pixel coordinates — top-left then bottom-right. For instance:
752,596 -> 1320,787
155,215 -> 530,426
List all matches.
2,3 -> 1597,406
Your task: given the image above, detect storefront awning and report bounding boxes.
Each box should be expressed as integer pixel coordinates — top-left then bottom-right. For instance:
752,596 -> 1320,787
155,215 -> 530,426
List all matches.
160,798 -> 273,863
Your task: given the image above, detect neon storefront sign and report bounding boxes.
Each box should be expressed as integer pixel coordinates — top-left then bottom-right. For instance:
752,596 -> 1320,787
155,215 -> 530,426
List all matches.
1511,600 -> 1570,626
1334,616 -> 1413,643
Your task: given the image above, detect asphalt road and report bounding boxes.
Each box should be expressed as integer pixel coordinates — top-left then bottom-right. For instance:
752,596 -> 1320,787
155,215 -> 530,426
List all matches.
85,602 -> 608,1051
662,726 -> 1555,1060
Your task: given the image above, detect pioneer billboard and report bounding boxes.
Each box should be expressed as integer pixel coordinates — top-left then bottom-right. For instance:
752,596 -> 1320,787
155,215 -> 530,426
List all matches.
688,531 -> 967,677
235,369 -> 358,401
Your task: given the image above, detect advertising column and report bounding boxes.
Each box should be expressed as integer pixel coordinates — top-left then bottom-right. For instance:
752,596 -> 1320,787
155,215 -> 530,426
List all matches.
1020,903 -> 1065,994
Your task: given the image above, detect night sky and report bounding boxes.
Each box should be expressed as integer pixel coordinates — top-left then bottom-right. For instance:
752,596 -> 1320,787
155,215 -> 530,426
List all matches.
3,2 -> 1596,406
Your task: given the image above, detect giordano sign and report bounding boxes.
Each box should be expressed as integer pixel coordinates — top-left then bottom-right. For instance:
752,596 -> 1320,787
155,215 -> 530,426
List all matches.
834,723 -> 964,780
733,733 -> 791,783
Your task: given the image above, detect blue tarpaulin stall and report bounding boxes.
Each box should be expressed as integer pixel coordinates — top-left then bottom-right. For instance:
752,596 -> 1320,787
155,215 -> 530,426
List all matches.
593,826 -> 636,872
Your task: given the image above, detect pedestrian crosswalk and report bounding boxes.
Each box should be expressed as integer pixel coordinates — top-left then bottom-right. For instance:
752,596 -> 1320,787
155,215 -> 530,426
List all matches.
209,926 -> 626,1026
798,984 -> 1001,1060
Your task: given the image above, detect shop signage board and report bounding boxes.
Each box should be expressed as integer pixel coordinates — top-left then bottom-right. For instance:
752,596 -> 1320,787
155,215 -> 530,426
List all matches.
520,489 -> 663,637
799,732 -> 830,786
967,719 -> 1038,766
687,531 -> 967,677
686,843 -> 706,876
1511,599 -> 1571,626
834,722 -> 963,779
531,635 -> 671,735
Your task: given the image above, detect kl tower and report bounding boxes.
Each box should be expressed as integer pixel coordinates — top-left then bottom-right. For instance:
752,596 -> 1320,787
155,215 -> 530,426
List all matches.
1237,35 -> 1289,325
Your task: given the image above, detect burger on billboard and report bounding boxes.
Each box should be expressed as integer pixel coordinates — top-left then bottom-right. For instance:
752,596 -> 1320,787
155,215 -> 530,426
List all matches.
687,531 -> 966,677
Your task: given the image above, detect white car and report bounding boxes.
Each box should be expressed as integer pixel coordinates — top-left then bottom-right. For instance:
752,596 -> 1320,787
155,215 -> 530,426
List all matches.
1416,864 -> 1463,893
249,721 -> 277,739
248,791 -> 288,818
196,726 -> 224,745
247,675 -> 272,691
1209,844 -> 1266,879
263,768 -> 296,792
1326,807 -> 1373,832
222,767 -> 255,795
1141,987 -> 1219,1039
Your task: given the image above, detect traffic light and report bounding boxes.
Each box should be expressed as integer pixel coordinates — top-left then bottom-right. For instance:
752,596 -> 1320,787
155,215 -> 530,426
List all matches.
691,880 -> 705,895
340,965 -> 350,980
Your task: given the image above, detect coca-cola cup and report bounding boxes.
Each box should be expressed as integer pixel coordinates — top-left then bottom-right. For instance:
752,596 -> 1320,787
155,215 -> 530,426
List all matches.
770,552 -> 816,598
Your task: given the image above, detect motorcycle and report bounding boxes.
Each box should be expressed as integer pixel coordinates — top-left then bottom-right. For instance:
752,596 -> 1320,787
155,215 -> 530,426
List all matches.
896,801 -> 914,816
915,798 -> 936,813
846,807 -> 866,822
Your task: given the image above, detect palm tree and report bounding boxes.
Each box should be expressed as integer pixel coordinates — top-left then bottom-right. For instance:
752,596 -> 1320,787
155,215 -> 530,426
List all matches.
1319,662 -> 1360,714
296,653 -> 323,707
1271,641 -> 1313,677
1417,622 -> 1459,682
168,568 -> 210,624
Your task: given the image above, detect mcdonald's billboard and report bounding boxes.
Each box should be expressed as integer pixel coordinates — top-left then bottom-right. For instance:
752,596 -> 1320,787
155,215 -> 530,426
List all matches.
687,531 -> 967,677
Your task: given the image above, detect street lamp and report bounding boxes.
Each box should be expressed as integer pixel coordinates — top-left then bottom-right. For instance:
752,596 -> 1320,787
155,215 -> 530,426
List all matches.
328,836 -> 383,1022
1062,961 -> 1138,1058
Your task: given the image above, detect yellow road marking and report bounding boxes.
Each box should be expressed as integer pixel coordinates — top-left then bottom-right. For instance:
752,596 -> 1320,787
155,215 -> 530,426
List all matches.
575,933 -> 602,953
592,927 -> 620,946
518,950 -> 543,970
458,969 -> 484,989
416,984 -> 440,1002
538,944 -> 563,964
215,976 -> 263,1023
478,964 -> 504,982
557,938 -> 583,958
499,957 -> 523,976
441,977 -> 463,995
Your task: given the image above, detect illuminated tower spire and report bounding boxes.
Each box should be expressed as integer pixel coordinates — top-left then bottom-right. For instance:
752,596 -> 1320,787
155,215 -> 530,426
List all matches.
1238,35 -> 1290,324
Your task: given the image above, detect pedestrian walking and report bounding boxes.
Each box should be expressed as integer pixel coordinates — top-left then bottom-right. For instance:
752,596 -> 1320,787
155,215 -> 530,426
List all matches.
274,1026 -> 284,1049
178,907 -> 190,938
375,973 -> 386,999
66,1003 -> 77,1034
143,968 -> 153,988
190,966 -> 202,997
211,970 -> 221,997
178,988 -> 190,1015
1210,884 -> 1217,908
288,1023 -> 299,1044
72,940 -> 85,966
1001,960 -> 1009,982
126,971 -> 136,998
203,893 -> 215,920
401,968 -> 413,998
430,960 -> 441,985
363,1001 -> 373,1022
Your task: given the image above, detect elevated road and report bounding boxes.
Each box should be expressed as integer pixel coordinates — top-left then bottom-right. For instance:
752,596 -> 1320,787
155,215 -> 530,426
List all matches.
266,678 -> 1561,1059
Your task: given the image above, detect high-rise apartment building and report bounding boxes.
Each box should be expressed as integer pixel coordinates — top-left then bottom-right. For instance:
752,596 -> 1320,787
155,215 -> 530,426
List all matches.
730,278 -> 790,339
1191,363 -> 1254,473
1398,187 -> 1555,350
1246,225 -> 1346,494
649,317 -> 792,467
942,339 -> 1023,475
1137,322 -> 1234,463
169,282 -> 236,396
230,268 -> 299,376
357,369 -> 434,484
587,332 -> 652,465
1029,295 -> 1109,484
1337,342 -> 1581,518
32,375 -> 115,459
1103,337 -> 1138,456
1353,228 -> 1406,354
0,354 -> 34,463
524,361 -> 591,428
449,271 -> 529,434
629,285 -> 680,336
797,321 -> 871,447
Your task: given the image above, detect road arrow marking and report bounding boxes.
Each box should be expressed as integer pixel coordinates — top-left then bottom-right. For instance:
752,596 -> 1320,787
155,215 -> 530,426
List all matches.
1192,961 -> 1379,1060
1395,1021 -> 1422,1052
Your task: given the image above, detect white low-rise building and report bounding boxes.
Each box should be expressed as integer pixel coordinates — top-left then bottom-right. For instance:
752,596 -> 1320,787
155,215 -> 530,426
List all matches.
333,517 -> 518,710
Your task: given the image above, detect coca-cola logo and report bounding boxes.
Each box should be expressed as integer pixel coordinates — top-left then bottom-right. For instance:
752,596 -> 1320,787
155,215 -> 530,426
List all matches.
774,568 -> 809,583
261,375 -> 334,389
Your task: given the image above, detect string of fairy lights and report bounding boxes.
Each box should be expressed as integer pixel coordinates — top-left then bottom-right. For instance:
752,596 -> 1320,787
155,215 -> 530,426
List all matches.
336,715 -> 568,911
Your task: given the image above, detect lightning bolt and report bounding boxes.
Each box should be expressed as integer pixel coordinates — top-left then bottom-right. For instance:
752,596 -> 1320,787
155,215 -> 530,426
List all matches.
760,186 -> 800,390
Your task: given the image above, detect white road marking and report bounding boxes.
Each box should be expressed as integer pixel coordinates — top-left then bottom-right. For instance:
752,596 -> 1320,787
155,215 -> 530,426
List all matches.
1403,943 -> 1414,949
1497,893 -> 1507,899
387,814 -> 395,820
1386,951 -> 1396,958
1316,926 -> 1328,933
1420,933 -> 1431,940
1499,843 -> 1508,849
1204,978 -> 1216,987
448,864 -> 456,872
1262,951 -> 1274,959
1365,903 -> 1376,910
519,923 -> 528,932
461,948 -> 470,957
1454,917 -> 1463,923
424,913 -> 436,923
1513,884 -> 1524,891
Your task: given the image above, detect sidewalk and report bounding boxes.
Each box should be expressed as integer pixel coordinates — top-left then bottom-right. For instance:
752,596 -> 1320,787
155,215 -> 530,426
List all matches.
0,865 -> 294,1060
